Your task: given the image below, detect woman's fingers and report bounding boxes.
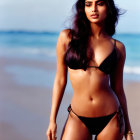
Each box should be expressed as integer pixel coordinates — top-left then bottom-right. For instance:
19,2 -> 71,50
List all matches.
52,130 -> 57,140
46,122 -> 57,140
46,130 -> 57,140
46,130 -> 52,140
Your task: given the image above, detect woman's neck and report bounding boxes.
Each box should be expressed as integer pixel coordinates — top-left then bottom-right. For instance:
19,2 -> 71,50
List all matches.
90,22 -> 107,39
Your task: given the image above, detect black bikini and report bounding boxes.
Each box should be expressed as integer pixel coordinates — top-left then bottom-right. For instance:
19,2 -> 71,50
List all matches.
67,104 -> 123,138
66,39 -> 123,137
66,39 -> 118,74
87,39 -> 117,74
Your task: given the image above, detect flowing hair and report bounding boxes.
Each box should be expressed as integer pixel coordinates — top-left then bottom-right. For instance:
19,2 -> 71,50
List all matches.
65,0 -> 122,71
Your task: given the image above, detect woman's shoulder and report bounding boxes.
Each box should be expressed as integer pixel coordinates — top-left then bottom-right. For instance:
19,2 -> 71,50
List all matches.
56,29 -> 72,53
115,39 -> 126,59
59,29 -> 72,45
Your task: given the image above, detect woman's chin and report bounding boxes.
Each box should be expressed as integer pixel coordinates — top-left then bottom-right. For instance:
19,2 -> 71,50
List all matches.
89,19 -> 104,25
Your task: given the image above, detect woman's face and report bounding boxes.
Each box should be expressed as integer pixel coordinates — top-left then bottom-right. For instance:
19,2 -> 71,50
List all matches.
84,0 -> 107,24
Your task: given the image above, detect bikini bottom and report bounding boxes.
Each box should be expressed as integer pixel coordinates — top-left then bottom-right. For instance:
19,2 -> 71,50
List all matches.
67,104 -> 123,137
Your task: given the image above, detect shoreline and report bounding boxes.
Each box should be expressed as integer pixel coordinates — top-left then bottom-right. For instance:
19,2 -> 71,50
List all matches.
0,56 -> 139,140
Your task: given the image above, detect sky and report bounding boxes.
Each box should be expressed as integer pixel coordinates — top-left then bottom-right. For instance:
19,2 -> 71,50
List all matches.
0,0 -> 140,33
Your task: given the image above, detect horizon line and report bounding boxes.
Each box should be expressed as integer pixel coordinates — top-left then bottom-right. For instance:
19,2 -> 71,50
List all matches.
0,30 -> 140,35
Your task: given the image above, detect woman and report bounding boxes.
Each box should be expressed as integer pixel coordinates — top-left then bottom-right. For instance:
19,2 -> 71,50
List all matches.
47,0 -> 134,139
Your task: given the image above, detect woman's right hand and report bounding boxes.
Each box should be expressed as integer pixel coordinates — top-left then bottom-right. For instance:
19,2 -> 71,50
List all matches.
46,121 -> 57,140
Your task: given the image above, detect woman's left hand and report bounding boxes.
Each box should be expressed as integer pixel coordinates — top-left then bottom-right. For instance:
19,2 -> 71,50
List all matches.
125,134 -> 134,140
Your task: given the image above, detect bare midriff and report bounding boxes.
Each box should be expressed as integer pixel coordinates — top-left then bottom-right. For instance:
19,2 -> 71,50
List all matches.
69,67 -> 120,117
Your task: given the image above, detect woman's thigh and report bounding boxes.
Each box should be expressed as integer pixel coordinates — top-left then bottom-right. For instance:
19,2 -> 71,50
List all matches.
61,113 -> 92,140
96,113 -> 125,140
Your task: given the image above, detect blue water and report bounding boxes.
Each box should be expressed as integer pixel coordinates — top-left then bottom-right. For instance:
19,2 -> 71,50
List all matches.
1,31 -> 140,88
0,31 -> 58,61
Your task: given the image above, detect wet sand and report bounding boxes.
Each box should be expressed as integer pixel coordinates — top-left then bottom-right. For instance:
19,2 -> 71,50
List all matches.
0,56 -> 139,140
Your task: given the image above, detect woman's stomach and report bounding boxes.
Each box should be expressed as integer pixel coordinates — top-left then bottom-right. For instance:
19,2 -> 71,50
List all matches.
70,87 -> 120,117
68,68 -> 120,117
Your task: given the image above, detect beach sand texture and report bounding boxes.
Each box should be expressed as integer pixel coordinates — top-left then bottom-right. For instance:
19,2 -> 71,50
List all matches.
0,56 -> 139,140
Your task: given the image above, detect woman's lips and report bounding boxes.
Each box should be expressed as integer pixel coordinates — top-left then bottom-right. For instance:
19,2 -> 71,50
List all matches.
91,14 -> 99,19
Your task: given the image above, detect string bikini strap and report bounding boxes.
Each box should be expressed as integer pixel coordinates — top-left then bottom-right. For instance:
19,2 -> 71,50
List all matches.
67,104 -> 79,117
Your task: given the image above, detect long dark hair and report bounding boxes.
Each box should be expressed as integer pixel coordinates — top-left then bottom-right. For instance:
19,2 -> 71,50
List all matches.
65,0 -> 121,71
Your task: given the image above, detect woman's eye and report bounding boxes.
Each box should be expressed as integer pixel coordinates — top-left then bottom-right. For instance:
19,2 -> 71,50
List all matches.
85,2 -> 92,7
97,1 -> 105,6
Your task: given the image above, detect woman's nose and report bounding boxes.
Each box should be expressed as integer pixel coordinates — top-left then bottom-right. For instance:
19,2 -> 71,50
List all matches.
92,4 -> 97,12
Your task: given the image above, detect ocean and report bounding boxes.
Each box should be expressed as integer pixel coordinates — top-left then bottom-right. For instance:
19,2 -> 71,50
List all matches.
0,31 -> 140,89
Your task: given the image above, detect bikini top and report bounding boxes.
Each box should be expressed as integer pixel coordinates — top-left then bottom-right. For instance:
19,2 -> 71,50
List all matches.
65,39 -> 118,75
87,39 -> 118,74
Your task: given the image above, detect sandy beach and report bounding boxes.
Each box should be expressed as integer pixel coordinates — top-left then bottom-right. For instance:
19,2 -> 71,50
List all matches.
0,56 -> 139,140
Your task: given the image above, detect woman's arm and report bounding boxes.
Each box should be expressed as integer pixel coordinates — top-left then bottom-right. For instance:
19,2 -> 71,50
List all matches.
110,40 -> 133,139
47,29 -> 70,140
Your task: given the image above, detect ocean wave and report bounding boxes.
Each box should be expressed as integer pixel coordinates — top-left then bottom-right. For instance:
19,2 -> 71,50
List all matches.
0,47 -> 56,57
124,66 -> 140,74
